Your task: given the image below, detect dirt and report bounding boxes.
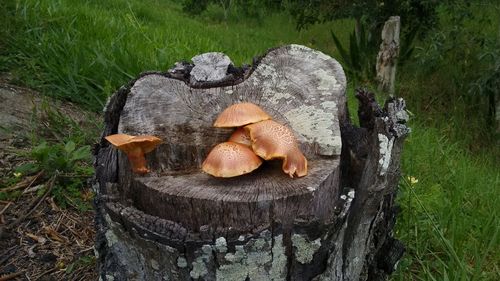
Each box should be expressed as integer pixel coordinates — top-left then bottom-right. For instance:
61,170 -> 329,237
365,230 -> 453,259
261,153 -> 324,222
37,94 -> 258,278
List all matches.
0,81 -> 98,281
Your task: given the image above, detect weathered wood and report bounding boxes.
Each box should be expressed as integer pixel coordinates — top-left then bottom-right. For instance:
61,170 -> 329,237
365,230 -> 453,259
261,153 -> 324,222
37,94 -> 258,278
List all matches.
190,52 -> 232,83
112,45 -> 346,234
376,16 -> 400,96
94,45 -> 408,280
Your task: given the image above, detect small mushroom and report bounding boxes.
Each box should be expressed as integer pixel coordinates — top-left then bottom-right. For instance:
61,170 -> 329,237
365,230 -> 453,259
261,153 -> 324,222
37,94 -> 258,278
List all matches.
202,142 -> 263,178
214,102 -> 271,128
228,127 -> 252,147
105,134 -> 162,175
244,120 -> 307,178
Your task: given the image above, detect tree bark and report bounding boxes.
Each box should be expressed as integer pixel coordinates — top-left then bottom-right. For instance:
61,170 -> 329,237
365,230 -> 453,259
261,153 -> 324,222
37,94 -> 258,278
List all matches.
93,45 -> 408,280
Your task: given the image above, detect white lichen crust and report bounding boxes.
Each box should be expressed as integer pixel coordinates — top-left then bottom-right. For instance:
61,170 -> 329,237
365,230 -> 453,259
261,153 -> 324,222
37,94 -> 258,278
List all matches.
377,134 -> 394,176
291,234 -> 322,264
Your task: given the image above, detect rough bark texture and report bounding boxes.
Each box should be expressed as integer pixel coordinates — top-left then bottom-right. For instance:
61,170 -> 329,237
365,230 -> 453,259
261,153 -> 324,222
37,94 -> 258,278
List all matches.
376,16 -> 400,96
94,45 -> 408,280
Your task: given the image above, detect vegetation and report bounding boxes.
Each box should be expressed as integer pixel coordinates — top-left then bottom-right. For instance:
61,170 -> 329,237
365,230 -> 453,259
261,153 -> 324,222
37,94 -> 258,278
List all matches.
0,100 -> 100,209
1,0 -> 498,280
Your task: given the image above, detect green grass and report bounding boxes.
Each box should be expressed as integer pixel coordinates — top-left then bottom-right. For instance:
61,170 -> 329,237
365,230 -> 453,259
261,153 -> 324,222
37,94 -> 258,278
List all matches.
392,121 -> 499,280
1,0 -> 351,111
1,0 -> 499,280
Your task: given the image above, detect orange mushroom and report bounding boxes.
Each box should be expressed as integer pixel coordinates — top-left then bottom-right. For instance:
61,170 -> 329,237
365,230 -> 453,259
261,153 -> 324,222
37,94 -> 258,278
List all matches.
105,134 -> 162,175
214,102 -> 271,128
202,141 -> 263,178
228,127 -> 252,147
244,120 -> 307,178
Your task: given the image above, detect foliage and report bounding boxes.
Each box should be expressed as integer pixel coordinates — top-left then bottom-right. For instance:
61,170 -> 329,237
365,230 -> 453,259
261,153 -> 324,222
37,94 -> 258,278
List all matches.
14,140 -> 94,209
286,0 -> 438,36
182,0 -> 210,15
330,20 -> 416,85
404,1 -> 500,134
469,35 -> 500,127
30,100 -> 101,146
16,141 -> 91,177
331,23 -> 377,84
392,120 -> 500,281
182,0 -> 282,21
0,99 -> 99,208
65,255 -> 96,274
1,0 -> 337,111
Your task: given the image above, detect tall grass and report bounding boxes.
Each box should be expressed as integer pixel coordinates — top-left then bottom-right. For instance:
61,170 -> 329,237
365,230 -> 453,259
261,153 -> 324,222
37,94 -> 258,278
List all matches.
1,0 -> 351,111
1,0 -> 499,280
392,121 -> 499,280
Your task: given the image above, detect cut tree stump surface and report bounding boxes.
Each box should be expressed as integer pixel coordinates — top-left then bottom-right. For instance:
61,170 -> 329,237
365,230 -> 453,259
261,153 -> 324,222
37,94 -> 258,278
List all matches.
112,44 -> 346,232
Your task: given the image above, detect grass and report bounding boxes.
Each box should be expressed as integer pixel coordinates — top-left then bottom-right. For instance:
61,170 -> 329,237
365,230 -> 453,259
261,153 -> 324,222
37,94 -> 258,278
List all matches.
1,0 -> 351,111
392,121 -> 499,280
0,98 -> 100,210
1,0 -> 499,280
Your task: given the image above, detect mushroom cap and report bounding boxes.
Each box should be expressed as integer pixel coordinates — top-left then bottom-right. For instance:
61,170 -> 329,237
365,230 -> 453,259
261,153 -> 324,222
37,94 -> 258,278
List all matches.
228,127 -> 252,147
282,148 -> 308,178
202,142 -> 263,178
105,134 -> 162,153
244,120 -> 297,160
245,120 -> 307,178
213,103 -> 271,128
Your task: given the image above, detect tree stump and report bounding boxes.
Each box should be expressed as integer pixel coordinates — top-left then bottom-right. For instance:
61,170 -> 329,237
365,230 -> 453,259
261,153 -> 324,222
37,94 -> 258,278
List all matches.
93,45 -> 409,281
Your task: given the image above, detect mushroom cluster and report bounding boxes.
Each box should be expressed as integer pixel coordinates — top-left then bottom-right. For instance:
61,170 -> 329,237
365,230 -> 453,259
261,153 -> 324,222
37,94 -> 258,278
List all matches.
105,134 -> 162,175
202,103 -> 308,178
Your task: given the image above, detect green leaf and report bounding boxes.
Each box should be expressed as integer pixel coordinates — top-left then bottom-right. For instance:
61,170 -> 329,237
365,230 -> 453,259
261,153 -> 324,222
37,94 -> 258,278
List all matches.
65,141 -> 76,153
71,145 -> 91,161
15,162 -> 40,174
66,262 -> 75,273
330,30 -> 350,67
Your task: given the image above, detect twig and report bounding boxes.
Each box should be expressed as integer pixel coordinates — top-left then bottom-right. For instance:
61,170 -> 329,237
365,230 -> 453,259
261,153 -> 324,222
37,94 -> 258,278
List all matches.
0,246 -> 18,266
33,268 -> 58,281
0,202 -> 12,216
78,246 -> 95,254
54,213 -> 64,231
63,221 -> 83,241
5,173 -> 57,231
0,271 -> 24,281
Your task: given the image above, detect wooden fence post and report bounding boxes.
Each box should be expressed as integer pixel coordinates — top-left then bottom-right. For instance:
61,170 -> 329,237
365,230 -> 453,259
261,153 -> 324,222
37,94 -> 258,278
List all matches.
376,16 -> 401,96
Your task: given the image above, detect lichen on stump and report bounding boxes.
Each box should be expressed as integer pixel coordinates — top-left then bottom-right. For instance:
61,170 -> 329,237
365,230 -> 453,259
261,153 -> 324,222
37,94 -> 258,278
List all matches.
93,45 -> 408,281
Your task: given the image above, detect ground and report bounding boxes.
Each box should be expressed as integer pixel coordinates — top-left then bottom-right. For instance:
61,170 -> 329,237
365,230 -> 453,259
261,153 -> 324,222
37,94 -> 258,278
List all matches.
0,79 -> 97,281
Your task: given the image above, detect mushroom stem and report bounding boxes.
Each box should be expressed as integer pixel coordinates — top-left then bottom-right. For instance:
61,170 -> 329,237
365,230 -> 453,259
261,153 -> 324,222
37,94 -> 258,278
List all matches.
126,147 -> 149,174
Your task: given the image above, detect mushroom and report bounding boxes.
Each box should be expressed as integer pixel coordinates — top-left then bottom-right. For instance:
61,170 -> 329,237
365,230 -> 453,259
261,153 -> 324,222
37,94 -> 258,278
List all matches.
202,141 -> 263,178
214,102 -> 271,128
228,127 -> 252,147
105,134 -> 162,175
244,120 -> 307,178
